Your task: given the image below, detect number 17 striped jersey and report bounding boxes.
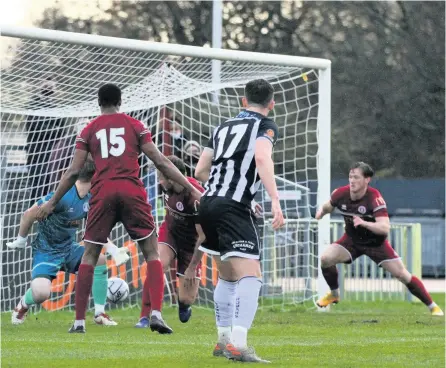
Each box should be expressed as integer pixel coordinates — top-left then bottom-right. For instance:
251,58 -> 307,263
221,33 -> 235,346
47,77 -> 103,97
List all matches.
204,109 -> 279,206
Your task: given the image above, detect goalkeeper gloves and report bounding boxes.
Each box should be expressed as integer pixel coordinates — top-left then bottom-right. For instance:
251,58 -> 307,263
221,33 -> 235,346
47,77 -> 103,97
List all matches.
6,235 -> 28,250
104,239 -> 130,266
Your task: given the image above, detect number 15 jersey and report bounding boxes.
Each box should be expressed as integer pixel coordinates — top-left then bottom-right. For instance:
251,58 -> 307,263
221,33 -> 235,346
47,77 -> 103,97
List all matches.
204,110 -> 279,206
75,113 -> 151,191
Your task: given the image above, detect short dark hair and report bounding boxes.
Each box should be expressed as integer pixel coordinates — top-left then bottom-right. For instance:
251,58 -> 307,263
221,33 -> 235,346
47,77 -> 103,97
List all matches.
350,162 -> 374,178
167,155 -> 186,175
78,159 -> 95,182
245,79 -> 274,108
98,83 -> 121,107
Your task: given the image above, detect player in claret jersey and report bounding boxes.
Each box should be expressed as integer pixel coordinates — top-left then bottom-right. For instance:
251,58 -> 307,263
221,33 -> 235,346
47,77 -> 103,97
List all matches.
316,162 -> 443,316
135,156 -> 205,328
37,84 -> 202,333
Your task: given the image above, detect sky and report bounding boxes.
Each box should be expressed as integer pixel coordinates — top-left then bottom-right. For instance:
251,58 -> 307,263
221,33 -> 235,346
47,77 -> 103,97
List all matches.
0,0 -> 111,61
0,0 -> 56,27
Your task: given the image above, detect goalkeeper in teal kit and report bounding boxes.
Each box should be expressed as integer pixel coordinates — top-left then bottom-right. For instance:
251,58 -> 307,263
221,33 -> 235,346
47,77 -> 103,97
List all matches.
8,159 -> 129,328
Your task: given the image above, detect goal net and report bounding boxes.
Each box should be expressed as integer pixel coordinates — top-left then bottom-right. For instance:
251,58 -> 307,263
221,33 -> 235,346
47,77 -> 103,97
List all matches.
0,26 -> 331,313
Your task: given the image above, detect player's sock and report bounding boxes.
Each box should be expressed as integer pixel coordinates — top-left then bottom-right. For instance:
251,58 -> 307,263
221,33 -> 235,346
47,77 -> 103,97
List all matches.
92,264 -> 107,316
140,275 -> 152,318
146,260 -> 164,314
428,302 -> 438,310
23,288 -> 36,307
74,319 -> 85,328
321,265 -> 339,290
75,264 -> 94,321
231,276 -> 262,349
214,278 -> 237,342
406,275 -> 433,306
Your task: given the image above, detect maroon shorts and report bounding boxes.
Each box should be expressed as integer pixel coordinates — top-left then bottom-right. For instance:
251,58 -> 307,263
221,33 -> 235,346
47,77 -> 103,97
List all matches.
334,234 -> 400,267
158,221 -> 201,278
84,180 -> 156,244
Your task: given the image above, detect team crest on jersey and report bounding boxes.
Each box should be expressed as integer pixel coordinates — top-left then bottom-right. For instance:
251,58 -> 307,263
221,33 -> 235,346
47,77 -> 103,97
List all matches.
341,205 -> 347,210
176,202 -> 184,211
266,129 -> 275,138
358,206 -> 366,214
83,202 -> 90,212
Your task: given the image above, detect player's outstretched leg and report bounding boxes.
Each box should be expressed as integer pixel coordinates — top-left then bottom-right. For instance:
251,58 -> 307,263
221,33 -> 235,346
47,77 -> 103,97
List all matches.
12,278 -> 51,325
212,277 -> 237,357
381,260 -> 444,316
316,244 -> 351,308
138,234 -> 173,334
69,242 -> 102,333
92,255 -> 117,326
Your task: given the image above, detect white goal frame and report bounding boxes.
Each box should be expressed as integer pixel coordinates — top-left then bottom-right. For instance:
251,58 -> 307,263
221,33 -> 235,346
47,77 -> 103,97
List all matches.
0,24 -> 331,299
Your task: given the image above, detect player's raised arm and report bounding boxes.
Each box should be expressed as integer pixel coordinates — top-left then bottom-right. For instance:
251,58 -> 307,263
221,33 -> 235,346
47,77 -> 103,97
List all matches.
36,149 -> 89,220
195,135 -> 214,182
254,131 -> 284,230
195,148 -> 213,182
141,141 -> 202,200
6,204 -> 40,249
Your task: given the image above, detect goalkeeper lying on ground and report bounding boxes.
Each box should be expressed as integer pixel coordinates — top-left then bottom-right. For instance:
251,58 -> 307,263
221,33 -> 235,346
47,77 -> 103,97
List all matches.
7,158 -> 130,327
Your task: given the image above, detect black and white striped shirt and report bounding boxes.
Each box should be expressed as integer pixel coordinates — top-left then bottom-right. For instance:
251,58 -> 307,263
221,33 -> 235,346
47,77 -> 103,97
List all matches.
204,110 -> 279,206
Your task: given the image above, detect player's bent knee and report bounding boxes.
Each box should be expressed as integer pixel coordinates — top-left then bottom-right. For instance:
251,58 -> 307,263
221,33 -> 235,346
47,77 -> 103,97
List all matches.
320,252 -> 336,268
30,278 -> 51,304
393,268 -> 412,284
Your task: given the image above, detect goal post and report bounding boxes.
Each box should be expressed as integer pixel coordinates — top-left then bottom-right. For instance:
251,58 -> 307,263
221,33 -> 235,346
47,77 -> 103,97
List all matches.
0,25 -> 331,312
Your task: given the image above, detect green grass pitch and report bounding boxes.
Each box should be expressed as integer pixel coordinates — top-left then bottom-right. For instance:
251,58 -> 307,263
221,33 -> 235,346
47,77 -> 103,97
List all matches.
2,294 -> 444,368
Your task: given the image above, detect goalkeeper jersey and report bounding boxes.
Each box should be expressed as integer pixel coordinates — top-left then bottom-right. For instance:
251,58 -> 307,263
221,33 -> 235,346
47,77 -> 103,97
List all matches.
32,185 -> 91,255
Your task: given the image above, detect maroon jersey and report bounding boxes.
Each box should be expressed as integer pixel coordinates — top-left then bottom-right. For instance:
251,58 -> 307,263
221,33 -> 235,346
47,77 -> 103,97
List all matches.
163,177 -> 205,242
330,185 -> 388,246
75,113 -> 151,192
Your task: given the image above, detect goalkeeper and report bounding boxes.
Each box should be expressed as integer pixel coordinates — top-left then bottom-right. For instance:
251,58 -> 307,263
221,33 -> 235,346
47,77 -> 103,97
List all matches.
8,158 -> 130,328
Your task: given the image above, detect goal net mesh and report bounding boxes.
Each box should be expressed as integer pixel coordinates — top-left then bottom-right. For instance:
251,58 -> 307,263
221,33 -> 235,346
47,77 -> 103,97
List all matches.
1,34 -> 321,313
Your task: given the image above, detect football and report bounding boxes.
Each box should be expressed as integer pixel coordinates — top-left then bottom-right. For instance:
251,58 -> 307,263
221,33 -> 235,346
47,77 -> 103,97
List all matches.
107,277 -> 129,303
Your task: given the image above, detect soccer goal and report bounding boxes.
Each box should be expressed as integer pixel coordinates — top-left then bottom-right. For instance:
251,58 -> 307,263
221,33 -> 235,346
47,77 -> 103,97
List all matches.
0,25 -> 331,312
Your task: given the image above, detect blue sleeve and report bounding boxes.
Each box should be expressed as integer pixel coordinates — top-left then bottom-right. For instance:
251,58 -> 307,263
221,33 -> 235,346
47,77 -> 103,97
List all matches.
36,192 -> 68,213
256,118 -> 279,146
